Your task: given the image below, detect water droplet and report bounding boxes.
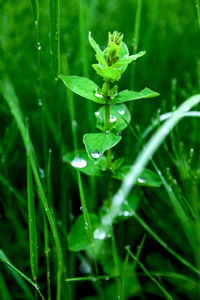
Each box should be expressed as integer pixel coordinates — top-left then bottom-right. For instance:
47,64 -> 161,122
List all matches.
116,131 -> 121,136
54,32 -> 58,40
93,228 -> 106,240
72,120 -> 78,128
80,206 -> 83,211
118,108 -> 125,115
71,156 -> 87,168
105,276 -> 110,281
95,111 -> 100,116
37,42 -> 41,50
38,99 -> 42,106
95,93 -> 103,98
123,211 -> 130,217
48,32 -> 51,37
110,115 -> 117,123
39,168 -> 45,178
137,177 -> 146,184
91,150 -> 101,159
49,49 -> 53,55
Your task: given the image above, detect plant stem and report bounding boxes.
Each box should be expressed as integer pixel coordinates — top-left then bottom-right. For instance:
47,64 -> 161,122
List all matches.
105,82 -> 113,207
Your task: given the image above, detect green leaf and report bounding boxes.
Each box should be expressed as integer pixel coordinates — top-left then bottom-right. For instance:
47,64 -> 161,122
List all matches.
112,51 -> 146,68
112,165 -> 162,187
63,150 -> 103,176
109,88 -> 159,104
95,104 -> 131,133
83,132 -> 122,164
68,213 -> 100,251
115,42 -> 129,74
92,65 -> 121,82
59,75 -> 106,104
88,32 -> 107,66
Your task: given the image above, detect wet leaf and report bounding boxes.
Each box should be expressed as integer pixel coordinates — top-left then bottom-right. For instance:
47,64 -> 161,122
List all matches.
109,88 -> 159,104
63,150 -> 103,176
95,103 -> 131,133
83,132 -> 121,164
112,165 -> 162,187
68,214 -> 100,251
59,75 -> 106,104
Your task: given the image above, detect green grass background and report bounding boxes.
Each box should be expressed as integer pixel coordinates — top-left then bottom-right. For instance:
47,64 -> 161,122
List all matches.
0,0 -> 200,299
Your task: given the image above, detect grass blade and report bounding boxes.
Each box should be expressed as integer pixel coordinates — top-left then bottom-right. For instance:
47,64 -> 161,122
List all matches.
0,79 -> 63,300
27,138 -> 38,282
0,270 -> 12,300
0,249 -> 43,300
125,246 -> 173,300
109,94 -> 200,220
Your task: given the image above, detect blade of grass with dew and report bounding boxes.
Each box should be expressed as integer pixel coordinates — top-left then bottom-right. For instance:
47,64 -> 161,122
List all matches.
125,246 -> 173,300
196,0 -> 200,29
130,209 -> 200,276
108,94 -> 200,222
130,0 -> 142,91
29,0 -> 39,25
0,249 -> 44,300
76,170 -> 99,277
110,225 -> 121,298
0,270 -> 12,300
27,142 -> 38,283
43,208 -> 51,300
0,79 -> 64,300
49,0 -> 61,142
120,102 -> 200,275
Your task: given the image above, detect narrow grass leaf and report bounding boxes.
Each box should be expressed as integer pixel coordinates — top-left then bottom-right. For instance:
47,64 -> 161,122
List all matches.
0,250 -> 43,300
30,0 -> 39,24
108,94 -> 200,222
27,153 -> 38,281
77,170 -> 99,276
125,246 -> 173,300
0,80 -> 63,300
0,271 -> 12,300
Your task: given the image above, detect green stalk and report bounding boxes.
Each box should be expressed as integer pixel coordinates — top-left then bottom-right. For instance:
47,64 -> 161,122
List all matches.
125,246 -> 173,300
105,82 -> 113,207
0,80 -> 63,300
27,149 -> 38,283
77,170 -> 99,278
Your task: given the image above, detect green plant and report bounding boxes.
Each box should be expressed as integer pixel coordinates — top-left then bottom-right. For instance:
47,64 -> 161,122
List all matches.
60,31 -> 160,191
59,31 -> 166,297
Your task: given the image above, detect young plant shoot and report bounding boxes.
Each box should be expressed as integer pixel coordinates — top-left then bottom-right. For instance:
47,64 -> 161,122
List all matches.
60,31 -> 160,190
